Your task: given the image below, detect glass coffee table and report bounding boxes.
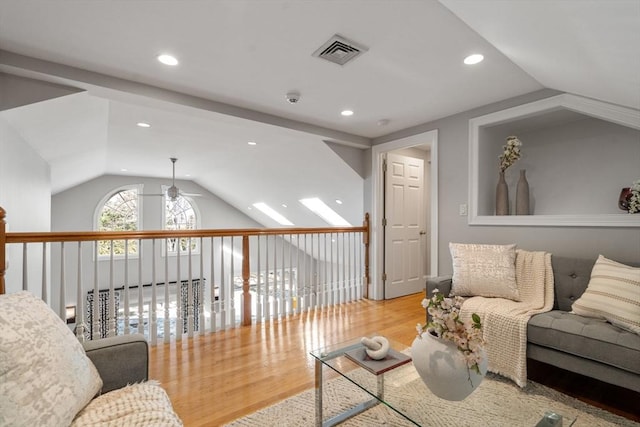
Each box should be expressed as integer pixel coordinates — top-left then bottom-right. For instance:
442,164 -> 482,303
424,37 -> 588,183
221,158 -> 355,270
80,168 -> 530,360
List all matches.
310,336 -> 577,427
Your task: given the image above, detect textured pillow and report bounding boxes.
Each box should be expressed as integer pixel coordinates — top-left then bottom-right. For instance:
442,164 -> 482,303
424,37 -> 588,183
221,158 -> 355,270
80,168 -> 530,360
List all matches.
0,291 -> 103,427
572,255 -> 640,334
449,243 -> 520,301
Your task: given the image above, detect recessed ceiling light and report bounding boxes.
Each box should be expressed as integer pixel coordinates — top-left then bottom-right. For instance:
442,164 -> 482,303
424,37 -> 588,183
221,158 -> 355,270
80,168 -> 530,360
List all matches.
248,141 -> 257,146
464,54 -> 484,65
335,199 -> 343,205
137,122 -> 151,128
120,168 -> 128,172
157,54 -> 179,66
341,110 -> 354,117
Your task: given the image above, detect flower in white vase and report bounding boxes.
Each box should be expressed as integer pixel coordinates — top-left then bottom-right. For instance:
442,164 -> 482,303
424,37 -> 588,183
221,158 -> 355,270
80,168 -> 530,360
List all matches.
416,290 -> 485,374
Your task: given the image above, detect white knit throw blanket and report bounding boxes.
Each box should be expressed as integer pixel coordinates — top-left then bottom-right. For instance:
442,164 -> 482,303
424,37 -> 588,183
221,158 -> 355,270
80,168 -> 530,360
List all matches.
460,249 -> 554,387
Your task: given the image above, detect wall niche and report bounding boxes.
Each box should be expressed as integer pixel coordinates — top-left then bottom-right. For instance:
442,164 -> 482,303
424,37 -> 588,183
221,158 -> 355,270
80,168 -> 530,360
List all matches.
469,94 -> 640,227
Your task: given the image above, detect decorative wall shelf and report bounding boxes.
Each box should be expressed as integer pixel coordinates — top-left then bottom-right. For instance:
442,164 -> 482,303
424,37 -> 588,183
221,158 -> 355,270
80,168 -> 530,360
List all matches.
468,94 -> 640,227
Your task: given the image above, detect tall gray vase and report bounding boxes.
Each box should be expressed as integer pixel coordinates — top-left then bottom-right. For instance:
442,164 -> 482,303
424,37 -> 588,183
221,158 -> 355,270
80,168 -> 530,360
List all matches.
496,171 -> 509,215
516,169 -> 530,215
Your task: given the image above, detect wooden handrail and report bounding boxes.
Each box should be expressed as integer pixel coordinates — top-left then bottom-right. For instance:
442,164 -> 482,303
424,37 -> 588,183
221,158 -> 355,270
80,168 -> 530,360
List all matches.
0,206 -> 370,314
4,226 -> 367,244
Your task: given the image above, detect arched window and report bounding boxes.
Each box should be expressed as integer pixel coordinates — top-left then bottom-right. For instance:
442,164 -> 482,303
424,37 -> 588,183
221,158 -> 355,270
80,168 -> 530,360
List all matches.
164,194 -> 199,253
96,186 -> 141,257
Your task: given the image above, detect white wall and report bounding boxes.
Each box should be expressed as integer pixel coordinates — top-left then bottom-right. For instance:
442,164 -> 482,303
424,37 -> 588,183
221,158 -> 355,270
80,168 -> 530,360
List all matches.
373,89 -> 640,274
0,117 -> 51,297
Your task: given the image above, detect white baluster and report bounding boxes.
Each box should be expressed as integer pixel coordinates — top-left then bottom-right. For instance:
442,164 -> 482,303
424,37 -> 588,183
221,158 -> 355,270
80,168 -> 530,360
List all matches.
150,239 -> 157,345
60,242 -> 66,320
164,239 -> 170,343
76,241 -> 86,342
124,240 -> 130,335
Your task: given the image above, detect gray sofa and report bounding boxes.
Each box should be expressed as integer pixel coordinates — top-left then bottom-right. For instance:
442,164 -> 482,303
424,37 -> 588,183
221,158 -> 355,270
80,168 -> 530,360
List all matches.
83,334 -> 149,393
426,255 -> 640,392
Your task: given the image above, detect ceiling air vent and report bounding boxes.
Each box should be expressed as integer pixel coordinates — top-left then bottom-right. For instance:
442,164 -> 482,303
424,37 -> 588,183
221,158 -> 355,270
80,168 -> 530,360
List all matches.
313,34 -> 368,66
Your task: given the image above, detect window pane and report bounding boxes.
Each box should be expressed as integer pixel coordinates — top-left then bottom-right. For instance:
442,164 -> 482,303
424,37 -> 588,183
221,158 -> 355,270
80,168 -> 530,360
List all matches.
98,189 -> 139,256
165,196 -> 197,252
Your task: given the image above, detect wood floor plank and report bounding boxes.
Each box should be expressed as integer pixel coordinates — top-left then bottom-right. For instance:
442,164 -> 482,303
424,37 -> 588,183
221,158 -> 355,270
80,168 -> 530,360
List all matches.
149,292 -> 639,425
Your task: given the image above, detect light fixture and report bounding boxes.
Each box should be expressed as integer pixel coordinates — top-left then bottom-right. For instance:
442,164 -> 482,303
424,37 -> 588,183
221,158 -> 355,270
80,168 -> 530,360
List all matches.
120,168 -> 128,172
341,110 -> 354,117
253,202 -> 294,226
137,122 -> 151,128
335,199 -> 343,205
157,54 -> 179,66
282,204 -> 287,208
464,54 -> 484,65
248,141 -> 257,146
300,198 -> 351,226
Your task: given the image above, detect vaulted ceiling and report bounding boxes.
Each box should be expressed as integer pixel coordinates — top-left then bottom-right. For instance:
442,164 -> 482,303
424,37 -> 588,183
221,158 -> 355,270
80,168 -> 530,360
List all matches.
0,0 -> 638,227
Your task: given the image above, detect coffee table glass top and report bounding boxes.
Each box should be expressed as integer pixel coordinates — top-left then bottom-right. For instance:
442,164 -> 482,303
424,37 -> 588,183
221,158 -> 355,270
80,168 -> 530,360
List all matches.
310,335 -> 577,427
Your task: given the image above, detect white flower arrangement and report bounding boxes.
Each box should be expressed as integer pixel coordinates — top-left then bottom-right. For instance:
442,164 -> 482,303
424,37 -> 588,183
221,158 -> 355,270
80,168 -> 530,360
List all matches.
628,179 -> 640,214
416,290 -> 485,374
498,135 -> 522,172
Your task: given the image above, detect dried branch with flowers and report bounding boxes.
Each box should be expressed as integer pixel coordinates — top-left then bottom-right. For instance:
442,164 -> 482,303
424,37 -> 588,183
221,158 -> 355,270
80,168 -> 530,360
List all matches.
416,290 -> 485,374
498,136 -> 522,172
628,179 -> 640,214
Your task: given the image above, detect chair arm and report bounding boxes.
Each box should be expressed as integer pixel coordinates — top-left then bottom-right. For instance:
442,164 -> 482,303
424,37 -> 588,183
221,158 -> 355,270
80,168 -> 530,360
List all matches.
83,334 -> 149,393
426,275 -> 452,297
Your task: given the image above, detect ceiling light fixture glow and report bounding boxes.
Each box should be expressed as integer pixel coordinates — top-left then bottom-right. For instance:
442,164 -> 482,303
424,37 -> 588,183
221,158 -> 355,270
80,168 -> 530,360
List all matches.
248,141 -> 257,146
136,122 -> 151,128
464,54 -> 484,65
157,54 -> 179,66
253,202 -> 294,226
341,110 -> 354,117
299,198 -> 351,226
335,199 -> 343,205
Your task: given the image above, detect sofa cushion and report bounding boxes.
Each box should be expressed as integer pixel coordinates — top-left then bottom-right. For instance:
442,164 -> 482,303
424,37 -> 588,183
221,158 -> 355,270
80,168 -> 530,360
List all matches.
449,242 -> 519,300
571,255 -> 640,334
0,291 -> 103,427
71,381 -> 182,426
528,310 -> 640,375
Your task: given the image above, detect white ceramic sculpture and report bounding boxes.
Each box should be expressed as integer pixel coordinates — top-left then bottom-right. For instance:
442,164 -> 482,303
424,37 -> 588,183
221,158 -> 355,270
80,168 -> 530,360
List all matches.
361,336 -> 390,360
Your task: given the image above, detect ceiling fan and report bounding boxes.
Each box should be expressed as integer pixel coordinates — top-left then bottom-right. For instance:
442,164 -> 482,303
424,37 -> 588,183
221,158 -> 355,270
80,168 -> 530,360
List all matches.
141,157 -> 201,201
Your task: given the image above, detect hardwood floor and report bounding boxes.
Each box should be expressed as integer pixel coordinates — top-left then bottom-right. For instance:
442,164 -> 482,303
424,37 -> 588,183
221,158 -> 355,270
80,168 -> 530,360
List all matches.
149,293 -> 639,426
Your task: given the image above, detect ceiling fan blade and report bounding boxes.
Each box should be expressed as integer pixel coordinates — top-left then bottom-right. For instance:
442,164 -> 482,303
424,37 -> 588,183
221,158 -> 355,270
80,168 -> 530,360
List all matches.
140,193 -> 164,197
181,192 -> 202,197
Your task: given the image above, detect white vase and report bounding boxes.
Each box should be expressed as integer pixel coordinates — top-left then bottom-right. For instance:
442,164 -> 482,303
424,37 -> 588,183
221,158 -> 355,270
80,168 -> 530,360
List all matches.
411,331 -> 487,401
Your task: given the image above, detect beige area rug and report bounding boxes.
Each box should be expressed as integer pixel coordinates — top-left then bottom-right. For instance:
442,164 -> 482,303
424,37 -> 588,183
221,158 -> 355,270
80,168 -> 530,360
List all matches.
224,364 -> 638,427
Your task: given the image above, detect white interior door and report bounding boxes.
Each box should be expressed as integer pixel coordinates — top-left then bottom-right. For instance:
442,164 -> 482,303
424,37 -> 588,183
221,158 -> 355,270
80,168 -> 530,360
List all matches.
384,153 -> 425,298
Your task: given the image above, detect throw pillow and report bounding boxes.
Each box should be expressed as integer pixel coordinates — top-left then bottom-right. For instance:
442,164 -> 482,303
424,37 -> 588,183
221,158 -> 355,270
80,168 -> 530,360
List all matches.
572,255 -> 640,334
0,291 -> 103,427
449,243 -> 520,301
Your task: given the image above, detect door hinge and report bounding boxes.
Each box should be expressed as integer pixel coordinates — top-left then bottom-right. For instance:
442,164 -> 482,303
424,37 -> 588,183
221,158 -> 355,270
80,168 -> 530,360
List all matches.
382,218 -> 387,227
382,273 -> 387,282
382,159 -> 387,172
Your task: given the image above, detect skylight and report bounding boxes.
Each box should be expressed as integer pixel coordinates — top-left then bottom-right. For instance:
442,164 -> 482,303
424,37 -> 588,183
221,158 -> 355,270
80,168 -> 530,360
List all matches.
299,198 -> 351,226
253,202 -> 294,226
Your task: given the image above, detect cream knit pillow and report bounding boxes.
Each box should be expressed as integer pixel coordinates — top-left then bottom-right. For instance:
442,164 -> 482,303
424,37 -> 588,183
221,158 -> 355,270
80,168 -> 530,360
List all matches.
572,255 -> 640,334
0,291 -> 103,427
449,243 -> 520,301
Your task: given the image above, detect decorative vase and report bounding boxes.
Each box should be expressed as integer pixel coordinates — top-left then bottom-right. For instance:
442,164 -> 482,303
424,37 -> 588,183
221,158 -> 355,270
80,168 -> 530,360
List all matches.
411,331 -> 487,401
515,169 -> 530,215
495,171 -> 509,215
618,187 -> 632,211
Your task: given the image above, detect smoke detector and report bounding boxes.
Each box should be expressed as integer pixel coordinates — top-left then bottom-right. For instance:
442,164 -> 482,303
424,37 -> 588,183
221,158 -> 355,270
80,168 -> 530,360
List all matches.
285,91 -> 301,104
313,34 -> 368,66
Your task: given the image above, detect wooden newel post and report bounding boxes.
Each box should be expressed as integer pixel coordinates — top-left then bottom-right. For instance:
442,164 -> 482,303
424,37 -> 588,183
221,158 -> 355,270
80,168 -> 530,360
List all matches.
0,207 -> 6,295
241,235 -> 251,326
363,212 -> 370,299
